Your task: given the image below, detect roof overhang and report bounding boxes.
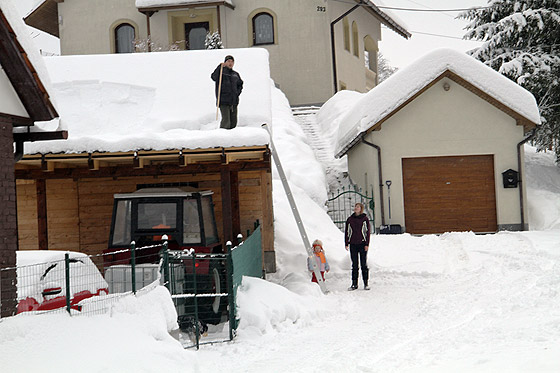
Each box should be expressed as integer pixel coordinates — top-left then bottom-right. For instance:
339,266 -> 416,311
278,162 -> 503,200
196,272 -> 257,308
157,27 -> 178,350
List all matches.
137,1 -> 234,14
336,69 -> 539,158
23,0 -> 59,38
362,0 -> 411,39
15,146 -> 270,179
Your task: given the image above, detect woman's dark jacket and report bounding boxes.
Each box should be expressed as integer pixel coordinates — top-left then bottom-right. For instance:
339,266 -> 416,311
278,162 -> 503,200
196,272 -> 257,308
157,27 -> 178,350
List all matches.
211,64 -> 243,106
345,213 -> 371,246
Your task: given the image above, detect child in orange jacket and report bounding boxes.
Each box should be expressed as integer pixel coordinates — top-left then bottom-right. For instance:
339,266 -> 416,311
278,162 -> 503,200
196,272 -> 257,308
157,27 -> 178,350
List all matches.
307,239 -> 330,283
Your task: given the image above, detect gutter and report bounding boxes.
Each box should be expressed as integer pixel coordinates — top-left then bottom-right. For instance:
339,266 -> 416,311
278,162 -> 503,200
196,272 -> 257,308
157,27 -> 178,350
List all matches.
361,138 -> 385,226
517,129 -> 536,231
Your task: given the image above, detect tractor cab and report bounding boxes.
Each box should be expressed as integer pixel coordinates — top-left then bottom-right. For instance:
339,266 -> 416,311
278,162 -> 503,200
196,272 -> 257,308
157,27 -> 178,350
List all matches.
105,187 -> 221,264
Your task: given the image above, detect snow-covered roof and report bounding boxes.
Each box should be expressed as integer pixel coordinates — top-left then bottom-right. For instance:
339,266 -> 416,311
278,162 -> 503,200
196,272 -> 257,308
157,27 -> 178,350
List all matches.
136,0 -> 234,9
0,0 -> 58,118
336,48 -> 541,157
26,48 -> 272,155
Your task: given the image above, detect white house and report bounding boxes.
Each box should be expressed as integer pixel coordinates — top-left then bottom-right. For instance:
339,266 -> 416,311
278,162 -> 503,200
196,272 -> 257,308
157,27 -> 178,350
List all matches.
24,0 -> 410,106
335,48 -> 541,235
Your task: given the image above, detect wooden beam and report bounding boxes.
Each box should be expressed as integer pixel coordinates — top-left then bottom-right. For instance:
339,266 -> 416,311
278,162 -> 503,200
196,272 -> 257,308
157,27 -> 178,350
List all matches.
13,130 -> 68,142
15,159 -> 271,180
0,113 -> 33,127
221,168 -> 233,244
36,179 -> 48,250
230,170 -> 240,245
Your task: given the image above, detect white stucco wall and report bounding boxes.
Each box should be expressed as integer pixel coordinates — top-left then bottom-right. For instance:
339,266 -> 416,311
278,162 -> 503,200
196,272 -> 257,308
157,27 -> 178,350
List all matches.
59,0 -> 146,55
56,0 -> 389,106
330,2 -> 381,93
347,77 -> 529,232
0,67 -> 28,117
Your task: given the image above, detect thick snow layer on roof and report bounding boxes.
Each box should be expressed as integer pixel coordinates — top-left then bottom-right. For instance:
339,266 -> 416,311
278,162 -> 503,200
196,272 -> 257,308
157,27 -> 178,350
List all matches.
26,48 -> 271,154
0,0 -> 58,113
136,0 -> 233,8
336,48 -> 541,157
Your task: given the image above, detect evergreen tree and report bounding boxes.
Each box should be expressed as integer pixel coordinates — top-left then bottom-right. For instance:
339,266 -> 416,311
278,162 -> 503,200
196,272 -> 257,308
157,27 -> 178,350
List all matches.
378,52 -> 398,83
205,31 -> 224,50
460,1 -> 560,161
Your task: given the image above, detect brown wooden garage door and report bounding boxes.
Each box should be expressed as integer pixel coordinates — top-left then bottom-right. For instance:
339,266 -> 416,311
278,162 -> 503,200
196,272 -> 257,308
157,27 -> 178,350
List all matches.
402,155 -> 497,234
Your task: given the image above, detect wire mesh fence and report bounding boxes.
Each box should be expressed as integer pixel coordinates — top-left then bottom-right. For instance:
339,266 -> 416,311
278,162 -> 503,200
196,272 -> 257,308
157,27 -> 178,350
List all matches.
0,228 -> 264,349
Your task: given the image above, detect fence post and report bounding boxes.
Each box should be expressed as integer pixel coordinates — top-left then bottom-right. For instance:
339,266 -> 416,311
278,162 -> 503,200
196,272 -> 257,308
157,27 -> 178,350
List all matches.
162,241 -> 170,291
191,252 -> 200,350
226,241 -> 236,337
64,253 -> 71,315
131,241 -> 136,294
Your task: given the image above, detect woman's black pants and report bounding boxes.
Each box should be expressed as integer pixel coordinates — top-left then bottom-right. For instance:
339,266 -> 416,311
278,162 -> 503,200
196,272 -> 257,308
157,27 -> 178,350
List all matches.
350,244 -> 369,286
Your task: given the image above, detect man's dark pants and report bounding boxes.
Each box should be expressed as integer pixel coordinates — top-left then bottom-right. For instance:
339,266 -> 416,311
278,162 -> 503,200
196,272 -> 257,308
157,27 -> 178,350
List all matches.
219,104 -> 238,129
350,243 -> 369,286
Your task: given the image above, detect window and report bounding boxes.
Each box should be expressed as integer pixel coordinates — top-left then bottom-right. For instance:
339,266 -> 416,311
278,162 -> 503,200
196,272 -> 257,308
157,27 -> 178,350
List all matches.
352,21 -> 359,57
343,17 -> 350,51
183,199 -> 201,244
115,23 -> 135,53
252,12 -> 274,45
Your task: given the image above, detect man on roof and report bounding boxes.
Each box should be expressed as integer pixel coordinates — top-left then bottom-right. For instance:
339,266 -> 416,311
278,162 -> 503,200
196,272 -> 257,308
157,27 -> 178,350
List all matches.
211,55 -> 243,129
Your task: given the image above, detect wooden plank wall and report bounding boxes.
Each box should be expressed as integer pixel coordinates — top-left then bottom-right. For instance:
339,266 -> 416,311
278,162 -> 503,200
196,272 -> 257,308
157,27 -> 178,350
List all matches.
16,170 -> 274,261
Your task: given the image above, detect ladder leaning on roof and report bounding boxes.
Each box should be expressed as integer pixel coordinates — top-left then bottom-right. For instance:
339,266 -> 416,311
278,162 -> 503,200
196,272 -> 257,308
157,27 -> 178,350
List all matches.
262,124 -> 328,294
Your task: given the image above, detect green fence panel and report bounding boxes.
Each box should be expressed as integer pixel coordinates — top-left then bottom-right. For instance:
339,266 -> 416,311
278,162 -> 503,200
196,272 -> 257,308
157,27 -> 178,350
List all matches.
231,226 -> 262,328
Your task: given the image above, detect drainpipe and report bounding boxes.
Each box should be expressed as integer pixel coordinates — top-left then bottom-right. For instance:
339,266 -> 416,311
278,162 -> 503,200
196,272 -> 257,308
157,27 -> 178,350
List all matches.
330,1 -> 363,94
517,129 -> 536,231
361,137 -> 385,226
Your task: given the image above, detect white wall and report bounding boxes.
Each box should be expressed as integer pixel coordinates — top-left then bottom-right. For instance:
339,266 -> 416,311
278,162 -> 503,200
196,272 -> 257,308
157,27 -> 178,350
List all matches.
0,68 -> 28,117
347,77 -> 528,231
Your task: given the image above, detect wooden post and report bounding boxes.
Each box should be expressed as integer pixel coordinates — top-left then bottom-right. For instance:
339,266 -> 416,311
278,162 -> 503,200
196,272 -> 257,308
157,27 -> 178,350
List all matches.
220,168 -> 240,246
36,179 -> 48,250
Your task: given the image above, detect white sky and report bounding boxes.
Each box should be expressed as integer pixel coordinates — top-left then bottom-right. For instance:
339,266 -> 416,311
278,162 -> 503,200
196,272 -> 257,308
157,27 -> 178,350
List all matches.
378,0 -> 489,68
14,0 -> 489,68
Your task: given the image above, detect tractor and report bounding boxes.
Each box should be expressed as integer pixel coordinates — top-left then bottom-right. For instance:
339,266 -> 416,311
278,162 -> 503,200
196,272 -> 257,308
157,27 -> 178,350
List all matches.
103,187 -> 228,325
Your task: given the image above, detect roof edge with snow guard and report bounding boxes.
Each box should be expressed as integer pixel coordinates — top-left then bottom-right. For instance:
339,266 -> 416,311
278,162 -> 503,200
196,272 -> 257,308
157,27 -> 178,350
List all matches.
335,48 -> 541,158
362,0 -> 411,39
136,0 -> 234,12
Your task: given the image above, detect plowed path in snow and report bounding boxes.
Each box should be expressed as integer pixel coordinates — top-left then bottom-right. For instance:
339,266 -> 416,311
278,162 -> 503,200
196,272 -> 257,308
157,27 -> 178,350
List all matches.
198,231 -> 560,372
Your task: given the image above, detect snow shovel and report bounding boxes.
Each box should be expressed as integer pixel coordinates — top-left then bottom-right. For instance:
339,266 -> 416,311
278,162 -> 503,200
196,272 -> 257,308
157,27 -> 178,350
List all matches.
215,63 -> 224,121
386,180 -> 392,220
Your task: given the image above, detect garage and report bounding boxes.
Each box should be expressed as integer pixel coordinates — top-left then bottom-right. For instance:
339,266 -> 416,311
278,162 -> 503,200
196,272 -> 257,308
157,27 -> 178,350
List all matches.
402,155 -> 497,234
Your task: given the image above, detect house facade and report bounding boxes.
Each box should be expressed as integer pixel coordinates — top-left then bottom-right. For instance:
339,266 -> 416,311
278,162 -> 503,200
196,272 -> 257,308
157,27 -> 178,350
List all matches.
25,0 -> 410,106
336,49 -> 541,235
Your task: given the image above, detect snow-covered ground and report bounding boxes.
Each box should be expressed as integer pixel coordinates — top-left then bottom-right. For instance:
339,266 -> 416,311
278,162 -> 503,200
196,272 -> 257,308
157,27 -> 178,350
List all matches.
2,58 -> 560,373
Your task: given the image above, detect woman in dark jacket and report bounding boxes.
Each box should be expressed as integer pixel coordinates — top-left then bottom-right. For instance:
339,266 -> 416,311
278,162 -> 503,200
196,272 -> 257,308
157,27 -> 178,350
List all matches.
345,203 -> 371,290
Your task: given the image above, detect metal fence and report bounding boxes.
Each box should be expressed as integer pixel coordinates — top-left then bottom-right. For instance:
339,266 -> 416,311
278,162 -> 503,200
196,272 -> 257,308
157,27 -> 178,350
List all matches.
0,228 -> 264,349
327,185 -> 375,231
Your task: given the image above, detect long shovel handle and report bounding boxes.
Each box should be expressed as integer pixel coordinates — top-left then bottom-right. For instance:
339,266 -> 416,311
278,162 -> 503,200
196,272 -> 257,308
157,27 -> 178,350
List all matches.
216,63 -> 224,121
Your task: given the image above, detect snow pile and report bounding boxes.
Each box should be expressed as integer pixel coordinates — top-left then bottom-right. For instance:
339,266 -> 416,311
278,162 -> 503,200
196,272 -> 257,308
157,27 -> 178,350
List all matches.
336,48 -> 541,156
235,276 -> 328,336
26,48 -> 271,154
526,145 -> 560,230
0,286 -> 198,372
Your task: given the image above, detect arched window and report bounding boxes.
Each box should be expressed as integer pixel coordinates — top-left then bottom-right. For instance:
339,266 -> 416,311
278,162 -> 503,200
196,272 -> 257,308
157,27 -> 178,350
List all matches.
252,12 -> 274,45
352,22 -> 359,57
343,17 -> 350,51
115,23 -> 135,53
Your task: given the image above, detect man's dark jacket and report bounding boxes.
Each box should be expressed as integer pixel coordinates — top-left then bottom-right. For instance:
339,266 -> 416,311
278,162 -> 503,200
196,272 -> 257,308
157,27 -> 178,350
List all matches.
211,64 -> 243,106
345,213 -> 371,246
